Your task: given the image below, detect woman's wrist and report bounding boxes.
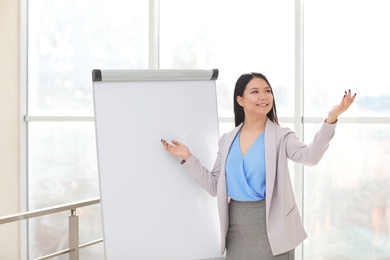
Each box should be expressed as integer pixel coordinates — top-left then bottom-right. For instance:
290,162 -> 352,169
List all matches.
183,153 -> 192,161
181,153 -> 192,165
325,117 -> 338,124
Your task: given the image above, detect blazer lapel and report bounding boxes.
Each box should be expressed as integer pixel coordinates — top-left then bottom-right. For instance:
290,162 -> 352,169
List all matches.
221,123 -> 242,158
220,123 -> 241,162
265,118 -> 277,219
218,123 -> 242,201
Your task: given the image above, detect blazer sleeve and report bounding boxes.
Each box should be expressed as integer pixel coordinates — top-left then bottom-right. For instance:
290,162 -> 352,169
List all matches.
181,135 -> 226,197
284,121 -> 337,165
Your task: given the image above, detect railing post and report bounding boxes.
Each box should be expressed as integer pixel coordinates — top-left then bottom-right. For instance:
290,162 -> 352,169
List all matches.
69,209 -> 79,260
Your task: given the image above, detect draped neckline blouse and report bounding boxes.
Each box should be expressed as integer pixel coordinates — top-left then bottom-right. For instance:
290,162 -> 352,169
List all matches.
225,130 -> 266,201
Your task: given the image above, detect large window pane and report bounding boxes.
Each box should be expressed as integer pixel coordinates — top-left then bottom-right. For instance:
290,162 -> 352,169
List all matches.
27,1 -> 149,258
304,0 -> 390,117
28,0 -> 148,116
160,0 -> 295,118
28,122 -> 99,206
28,122 -> 102,259
304,124 -> 390,259
304,1 -> 390,258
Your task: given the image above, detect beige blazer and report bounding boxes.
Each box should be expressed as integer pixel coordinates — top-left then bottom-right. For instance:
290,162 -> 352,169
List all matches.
183,118 -> 337,256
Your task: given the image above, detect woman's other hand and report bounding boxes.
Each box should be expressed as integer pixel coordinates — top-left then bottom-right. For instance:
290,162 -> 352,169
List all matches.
326,89 -> 356,124
161,139 -> 192,161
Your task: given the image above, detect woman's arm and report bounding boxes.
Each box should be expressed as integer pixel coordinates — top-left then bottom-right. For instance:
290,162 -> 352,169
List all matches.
161,138 -> 222,196
285,123 -> 336,165
286,90 -> 356,165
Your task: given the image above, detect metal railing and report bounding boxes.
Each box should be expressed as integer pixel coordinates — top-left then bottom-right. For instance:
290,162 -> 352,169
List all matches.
0,197 -> 103,260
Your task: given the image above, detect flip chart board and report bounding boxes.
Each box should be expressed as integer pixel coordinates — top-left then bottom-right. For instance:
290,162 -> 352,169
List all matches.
92,69 -> 222,259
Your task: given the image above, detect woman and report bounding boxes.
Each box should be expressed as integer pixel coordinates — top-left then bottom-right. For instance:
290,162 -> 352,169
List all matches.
161,72 -> 356,259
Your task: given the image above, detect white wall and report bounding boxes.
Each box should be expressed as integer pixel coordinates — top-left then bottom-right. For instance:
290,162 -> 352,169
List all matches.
0,0 -> 20,259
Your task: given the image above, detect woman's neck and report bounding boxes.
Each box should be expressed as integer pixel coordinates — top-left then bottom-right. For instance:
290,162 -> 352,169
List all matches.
242,115 -> 267,133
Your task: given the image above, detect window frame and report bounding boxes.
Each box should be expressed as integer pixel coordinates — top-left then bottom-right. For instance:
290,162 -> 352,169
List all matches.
20,0 -> 390,259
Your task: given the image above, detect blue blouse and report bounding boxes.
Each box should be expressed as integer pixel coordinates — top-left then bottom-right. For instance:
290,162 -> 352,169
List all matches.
225,131 -> 266,201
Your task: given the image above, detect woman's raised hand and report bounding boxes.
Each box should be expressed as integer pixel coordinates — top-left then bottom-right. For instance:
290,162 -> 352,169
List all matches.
161,139 -> 192,161
326,89 -> 356,124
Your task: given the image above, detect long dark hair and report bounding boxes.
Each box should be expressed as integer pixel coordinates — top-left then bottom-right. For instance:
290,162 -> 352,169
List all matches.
233,72 -> 279,126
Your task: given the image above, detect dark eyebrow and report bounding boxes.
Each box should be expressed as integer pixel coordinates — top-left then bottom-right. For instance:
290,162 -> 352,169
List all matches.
248,86 -> 271,91
250,86 -> 270,90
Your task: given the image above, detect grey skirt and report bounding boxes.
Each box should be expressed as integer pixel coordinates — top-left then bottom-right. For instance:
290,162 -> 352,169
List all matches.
226,199 -> 295,260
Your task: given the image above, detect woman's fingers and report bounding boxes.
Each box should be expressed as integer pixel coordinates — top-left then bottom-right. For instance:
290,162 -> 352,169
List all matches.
326,90 -> 356,123
161,139 -> 180,155
171,140 -> 180,146
161,139 -> 173,153
341,89 -> 356,110
161,138 -> 191,160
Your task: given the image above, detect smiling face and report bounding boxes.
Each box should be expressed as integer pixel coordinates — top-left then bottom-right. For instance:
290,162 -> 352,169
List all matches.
236,77 -> 273,117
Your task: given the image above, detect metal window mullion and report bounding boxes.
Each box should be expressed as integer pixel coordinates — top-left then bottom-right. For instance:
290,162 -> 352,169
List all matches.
24,116 -> 95,122
20,0 -> 29,259
294,0 -> 304,259
303,117 -> 390,124
149,0 -> 160,69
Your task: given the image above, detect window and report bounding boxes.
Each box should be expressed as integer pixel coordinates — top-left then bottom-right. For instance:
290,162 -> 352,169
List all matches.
24,0 -> 390,259
304,1 -> 390,259
27,1 -> 148,258
160,0 -> 295,121
27,1 -> 295,258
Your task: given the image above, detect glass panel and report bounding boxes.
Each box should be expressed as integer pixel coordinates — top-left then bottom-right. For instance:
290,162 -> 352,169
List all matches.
160,0 -> 295,118
28,122 -> 103,259
304,124 -> 390,259
218,121 -> 235,137
28,0 -> 148,116
28,212 -> 68,260
79,242 -> 105,260
29,206 -> 104,259
304,0 -> 390,117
